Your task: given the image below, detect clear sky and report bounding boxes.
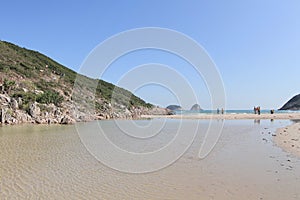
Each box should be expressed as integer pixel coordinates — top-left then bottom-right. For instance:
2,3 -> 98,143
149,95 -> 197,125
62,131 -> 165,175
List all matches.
1,0 -> 300,109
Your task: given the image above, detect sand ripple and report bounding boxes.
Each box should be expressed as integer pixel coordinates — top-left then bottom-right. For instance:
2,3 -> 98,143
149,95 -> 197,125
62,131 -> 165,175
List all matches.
0,121 -> 300,199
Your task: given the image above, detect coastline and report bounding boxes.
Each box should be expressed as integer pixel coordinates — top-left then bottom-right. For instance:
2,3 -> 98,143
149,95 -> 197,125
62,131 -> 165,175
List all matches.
142,113 -> 300,158
141,113 -> 300,120
1,116 -> 300,199
2,109 -> 300,159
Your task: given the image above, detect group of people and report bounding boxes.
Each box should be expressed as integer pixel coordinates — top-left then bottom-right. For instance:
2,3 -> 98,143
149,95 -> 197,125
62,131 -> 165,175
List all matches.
254,107 -> 276,115
254,106 -> 261,115
217,108 -> 224,114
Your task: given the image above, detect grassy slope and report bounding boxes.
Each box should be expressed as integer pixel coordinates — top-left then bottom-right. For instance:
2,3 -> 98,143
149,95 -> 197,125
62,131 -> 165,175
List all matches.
0,41 -> 152,110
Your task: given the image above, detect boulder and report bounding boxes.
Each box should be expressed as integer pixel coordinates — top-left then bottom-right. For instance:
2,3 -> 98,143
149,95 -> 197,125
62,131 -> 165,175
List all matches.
17,97 -> 23,107
54,109 -> 61,116
148,107 -> 172,115
0,108 -> 5,123
15,110 -> 31,123
60,115 -> 75,124
124,108 -> 132,116
29,102 -> 40,118
0,94 -> 11,104
10,98 -> 18,110
3,110 -> 15,124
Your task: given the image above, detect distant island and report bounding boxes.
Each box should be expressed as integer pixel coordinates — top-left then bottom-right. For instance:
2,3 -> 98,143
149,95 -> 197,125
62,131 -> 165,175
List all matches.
166,105 -> 183,111
166,104 -> 203,111
279,94 -> 300,110
0,41 -> 169,125
190,104 -> 202,111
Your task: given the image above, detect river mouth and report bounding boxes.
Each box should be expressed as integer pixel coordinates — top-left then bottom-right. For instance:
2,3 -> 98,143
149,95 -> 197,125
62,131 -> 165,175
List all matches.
0,119 -> 299,199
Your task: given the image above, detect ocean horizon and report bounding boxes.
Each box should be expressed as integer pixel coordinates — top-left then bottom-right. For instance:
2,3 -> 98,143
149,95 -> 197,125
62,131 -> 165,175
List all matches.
175,109 -> 300,115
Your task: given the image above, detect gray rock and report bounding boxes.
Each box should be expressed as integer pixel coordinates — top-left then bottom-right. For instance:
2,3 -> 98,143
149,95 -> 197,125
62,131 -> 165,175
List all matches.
0,108 -> 5,123
148,107 -> 172,115
17,97 -> 22,106
10,98 -> 18,110
0,94 -> 11,103
14,110 -> 31,123
29,102 -> 40,118
124,108 -> 132,118
3,110 -> 14,124
60,115 -> 75,124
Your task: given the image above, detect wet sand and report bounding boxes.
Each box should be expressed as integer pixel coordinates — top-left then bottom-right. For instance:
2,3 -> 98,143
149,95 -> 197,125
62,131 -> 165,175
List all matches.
275,122 -> 300,158
142,113 -> 300,120
0,120 -> 300,199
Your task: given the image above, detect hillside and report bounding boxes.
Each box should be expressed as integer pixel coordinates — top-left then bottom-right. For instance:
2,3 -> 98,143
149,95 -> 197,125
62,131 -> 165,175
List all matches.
0,40 -> 160,124
279,94 -> 300,110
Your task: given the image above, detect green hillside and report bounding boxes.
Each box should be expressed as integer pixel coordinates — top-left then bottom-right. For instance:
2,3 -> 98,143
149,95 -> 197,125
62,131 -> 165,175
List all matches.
0,40 -> 152,111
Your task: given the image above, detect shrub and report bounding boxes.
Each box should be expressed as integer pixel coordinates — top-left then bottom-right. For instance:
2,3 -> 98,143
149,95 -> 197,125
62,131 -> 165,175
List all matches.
36,90 -> 64,106
12,91 -> 37,104
12,91 -> 38,112
3,79 -> 15,94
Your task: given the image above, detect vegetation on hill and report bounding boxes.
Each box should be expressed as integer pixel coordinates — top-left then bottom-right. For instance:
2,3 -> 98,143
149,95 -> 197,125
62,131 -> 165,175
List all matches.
0,40 -> 159,125
0,40 -> 152,116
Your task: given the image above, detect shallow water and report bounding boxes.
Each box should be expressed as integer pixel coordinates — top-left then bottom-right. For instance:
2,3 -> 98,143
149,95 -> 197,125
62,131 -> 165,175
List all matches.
0,119 -> 299,199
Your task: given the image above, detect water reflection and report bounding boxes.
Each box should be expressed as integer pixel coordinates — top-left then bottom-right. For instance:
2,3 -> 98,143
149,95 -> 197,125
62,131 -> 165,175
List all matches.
254,119 -> 260,124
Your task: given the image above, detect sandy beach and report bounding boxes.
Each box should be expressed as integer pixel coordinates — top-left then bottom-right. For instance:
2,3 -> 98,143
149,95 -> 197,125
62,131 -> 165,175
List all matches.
275,122 -> 300,158
142,113 -> 300,120
1,119 -> 300,199
142,113 -> 300,159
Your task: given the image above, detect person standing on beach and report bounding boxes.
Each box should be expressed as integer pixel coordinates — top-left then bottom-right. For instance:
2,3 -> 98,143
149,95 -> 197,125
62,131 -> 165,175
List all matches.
254,106 -> 257,114
221,108 -> 224,114
257,106 -> 261,115
217,108 -> 220,114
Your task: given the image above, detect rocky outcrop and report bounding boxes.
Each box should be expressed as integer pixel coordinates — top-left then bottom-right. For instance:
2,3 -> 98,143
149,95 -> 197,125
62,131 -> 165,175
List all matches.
0,40 -> 159,125
166,105 -> 183,111
0,94 -> 10,106
60,115 -> 75,124
279,94 -> 300,110
29,102 -> 40,118
0,90 -> 171,125
10,98 -> 18,110
146,107 -> 173,115
190,104 -> 202,111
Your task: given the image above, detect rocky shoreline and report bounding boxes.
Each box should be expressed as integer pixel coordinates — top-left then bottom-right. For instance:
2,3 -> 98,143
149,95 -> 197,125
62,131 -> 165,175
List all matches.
0,93 -> 171,125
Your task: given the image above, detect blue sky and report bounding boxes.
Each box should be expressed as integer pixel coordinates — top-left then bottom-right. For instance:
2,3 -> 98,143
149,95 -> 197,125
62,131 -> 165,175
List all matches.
1,0 -> 300,109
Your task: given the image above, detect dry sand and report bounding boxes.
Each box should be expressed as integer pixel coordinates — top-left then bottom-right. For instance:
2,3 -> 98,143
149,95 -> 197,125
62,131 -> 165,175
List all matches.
142,113 -> 300,120
275,122 -> 300,158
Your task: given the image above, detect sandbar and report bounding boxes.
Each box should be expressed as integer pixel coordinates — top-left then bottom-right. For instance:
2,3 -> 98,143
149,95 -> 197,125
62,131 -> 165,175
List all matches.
142,113 -> 300,120
275,122 -> 300,158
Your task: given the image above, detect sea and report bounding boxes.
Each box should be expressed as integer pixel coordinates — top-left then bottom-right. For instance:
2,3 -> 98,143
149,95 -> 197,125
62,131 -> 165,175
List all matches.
175,109 -> 300,115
